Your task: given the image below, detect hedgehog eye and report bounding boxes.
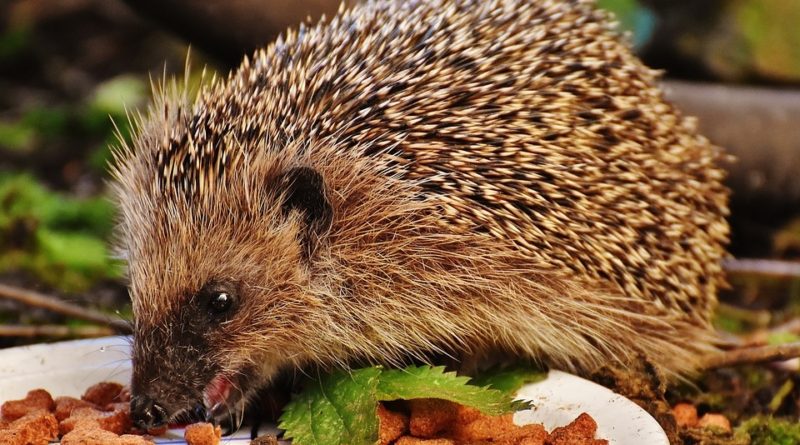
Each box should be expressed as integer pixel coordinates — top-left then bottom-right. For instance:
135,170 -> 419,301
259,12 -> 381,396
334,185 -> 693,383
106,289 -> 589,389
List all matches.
201,287 -> 237,318
209,292 -> 233,314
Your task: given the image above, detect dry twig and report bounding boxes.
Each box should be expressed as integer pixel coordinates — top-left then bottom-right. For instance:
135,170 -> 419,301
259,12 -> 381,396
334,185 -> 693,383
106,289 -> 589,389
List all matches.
0,283 -> 131,334
705,342 -> 800,369
723,258 -> 800,278
0,324 -> 117,338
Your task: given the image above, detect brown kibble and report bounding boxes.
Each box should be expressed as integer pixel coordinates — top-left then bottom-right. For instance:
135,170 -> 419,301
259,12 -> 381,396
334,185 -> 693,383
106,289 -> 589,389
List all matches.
519,433 -> 548,445
61,422 -> 154,445
498,423 -> 548,444
70,418 -> 102,429
61,424 -> 117,444
0,383 -> 161,444
378,403 -> 408,445
454,404 -> 482,425
250,435 -> 280,445
395,437 -> 455,445
55,397 -> 96,421
95,407 -> 132,435
1,389 -> 55,421
116,434 -> 157,445
59,406 -> 132,436
408,399 -> 458,438
117,387 -> 132,403
697,413 -> 731,433
672,403 -> 698,428
0,411 -> 59,445
16,411 -> 59,440
546,412 -> 607,445
0,429 -> 24,445
82,382 -> 126,406
444,408 -> 547,443
105,402 -> 131,415
450,412 -> 516,441
184,422 -> 222,445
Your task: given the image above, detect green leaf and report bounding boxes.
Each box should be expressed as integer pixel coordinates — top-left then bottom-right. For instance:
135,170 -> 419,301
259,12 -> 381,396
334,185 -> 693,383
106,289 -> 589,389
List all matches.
39,195 -> 115,238
36,229 -> 109,272
88,75 -> 147,117
280,365 -> 527,445
21,107 -> 70,140
377,365 -> 525,416
469,363 -> 547,394
0,120 -> 35,151
279,368 -> 382,445
0,172 -> 119,291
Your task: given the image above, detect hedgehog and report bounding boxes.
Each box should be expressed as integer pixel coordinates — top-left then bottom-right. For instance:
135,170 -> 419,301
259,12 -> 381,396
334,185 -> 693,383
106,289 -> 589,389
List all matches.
111,0 -> 730,430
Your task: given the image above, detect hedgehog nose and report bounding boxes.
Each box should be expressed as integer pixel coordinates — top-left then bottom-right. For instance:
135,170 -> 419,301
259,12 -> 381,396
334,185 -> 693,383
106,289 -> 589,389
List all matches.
191,402 -> 213,423
131,395 -> 169,430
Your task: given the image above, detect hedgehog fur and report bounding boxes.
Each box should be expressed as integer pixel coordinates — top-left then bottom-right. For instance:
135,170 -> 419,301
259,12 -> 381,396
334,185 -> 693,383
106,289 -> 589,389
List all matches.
113,0 -> 729,425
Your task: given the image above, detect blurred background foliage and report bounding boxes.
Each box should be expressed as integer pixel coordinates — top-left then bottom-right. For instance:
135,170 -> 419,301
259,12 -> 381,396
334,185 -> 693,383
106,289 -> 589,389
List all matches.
0,172 -> 118,291
1,0 -> 799,297
603,0 -> 800,83
0,0 -> 192,337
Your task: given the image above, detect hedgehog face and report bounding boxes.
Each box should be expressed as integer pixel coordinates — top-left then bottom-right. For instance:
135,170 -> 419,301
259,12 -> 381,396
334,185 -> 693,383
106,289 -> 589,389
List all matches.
127,166 -> 333,429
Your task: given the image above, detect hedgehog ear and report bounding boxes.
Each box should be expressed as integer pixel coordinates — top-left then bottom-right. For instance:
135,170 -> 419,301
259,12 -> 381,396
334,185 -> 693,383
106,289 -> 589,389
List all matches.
280,166 -> 333,258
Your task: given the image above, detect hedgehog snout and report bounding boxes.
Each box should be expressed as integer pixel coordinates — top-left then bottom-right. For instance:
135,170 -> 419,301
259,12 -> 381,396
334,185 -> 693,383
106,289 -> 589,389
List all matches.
130,394 -> 169,430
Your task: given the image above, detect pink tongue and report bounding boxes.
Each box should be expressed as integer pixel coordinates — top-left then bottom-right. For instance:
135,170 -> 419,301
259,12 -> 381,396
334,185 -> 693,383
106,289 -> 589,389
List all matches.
203,375 -> 232,409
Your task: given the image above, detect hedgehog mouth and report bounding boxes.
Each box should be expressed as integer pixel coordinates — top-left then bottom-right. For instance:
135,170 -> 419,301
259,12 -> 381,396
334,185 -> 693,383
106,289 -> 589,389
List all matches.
202,373 -> 245,421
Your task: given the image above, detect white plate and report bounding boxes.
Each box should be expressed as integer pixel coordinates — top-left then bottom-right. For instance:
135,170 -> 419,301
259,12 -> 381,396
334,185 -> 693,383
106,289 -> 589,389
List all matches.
514,370 -> 669,444
0,337 -> 668,444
